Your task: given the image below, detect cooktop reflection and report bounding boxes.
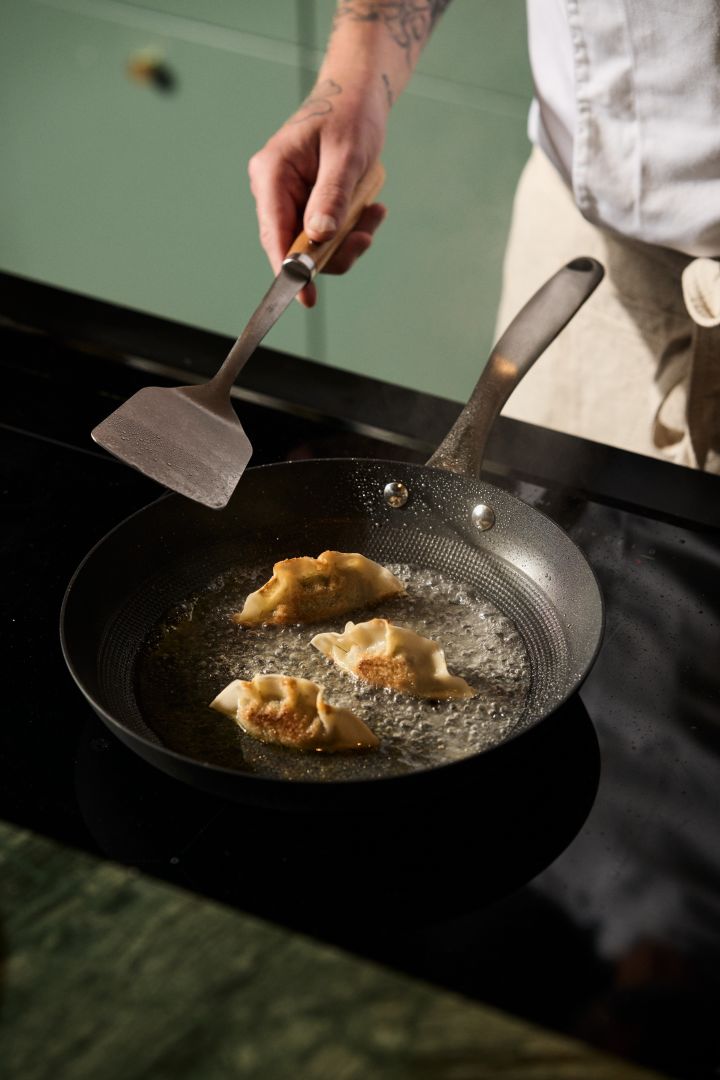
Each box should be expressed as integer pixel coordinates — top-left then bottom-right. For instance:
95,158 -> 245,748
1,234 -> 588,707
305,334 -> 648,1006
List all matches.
74,694 -> 599,937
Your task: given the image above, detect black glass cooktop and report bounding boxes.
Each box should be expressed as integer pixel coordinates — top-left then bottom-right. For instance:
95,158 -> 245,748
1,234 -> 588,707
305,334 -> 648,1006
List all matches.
2,295 -> 719,1079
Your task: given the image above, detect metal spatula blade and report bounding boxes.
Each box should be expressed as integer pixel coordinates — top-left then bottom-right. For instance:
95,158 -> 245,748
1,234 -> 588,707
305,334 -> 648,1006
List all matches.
91,162 -> 386,509
91,262 -> 305,509
91,382 -> 254,509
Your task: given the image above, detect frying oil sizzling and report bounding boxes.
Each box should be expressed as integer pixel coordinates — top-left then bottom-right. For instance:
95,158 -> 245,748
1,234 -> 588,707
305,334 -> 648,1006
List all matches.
136,563 -> 531,781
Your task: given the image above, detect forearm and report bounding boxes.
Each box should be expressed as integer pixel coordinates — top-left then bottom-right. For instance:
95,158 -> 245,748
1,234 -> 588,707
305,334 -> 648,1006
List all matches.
248,1 -> 452,305
317,1 -> 453,108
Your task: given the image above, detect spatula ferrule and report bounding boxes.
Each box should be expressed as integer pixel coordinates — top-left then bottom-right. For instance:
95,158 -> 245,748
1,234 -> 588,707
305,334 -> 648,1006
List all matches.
281,252 -> 317,281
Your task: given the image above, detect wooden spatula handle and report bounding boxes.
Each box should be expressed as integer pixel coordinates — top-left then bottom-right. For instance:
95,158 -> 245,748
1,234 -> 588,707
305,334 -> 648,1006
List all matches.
285,160 -> 386,277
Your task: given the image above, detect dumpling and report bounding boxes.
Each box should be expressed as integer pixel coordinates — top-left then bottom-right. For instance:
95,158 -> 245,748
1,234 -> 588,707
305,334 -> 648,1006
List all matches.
232,550 -> 404,626
209,674 -> 379,752
311,619 -> 476,700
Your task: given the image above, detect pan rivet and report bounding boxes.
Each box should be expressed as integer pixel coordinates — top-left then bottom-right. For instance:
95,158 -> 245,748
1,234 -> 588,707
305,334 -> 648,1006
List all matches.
383,481 -> 409,508
472,503 -> 496,531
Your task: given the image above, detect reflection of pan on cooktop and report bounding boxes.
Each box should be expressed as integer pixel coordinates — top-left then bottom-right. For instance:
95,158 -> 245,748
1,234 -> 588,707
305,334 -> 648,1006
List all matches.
62,259 -> 604,811
75,696 -> 600,933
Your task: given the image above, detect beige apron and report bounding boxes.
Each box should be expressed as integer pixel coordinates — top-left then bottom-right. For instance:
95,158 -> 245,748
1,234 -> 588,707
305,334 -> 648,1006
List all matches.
497,148 -> 720,473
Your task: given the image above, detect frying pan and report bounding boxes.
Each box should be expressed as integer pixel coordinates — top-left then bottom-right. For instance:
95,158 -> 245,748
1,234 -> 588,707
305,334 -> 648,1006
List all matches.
61,258 -> 605,811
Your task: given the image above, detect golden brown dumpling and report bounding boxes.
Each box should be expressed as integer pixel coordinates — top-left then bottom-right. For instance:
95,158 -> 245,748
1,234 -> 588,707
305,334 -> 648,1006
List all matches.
209,674 -> 379,752
232,551 -> 404,626
311,619 -> 476,700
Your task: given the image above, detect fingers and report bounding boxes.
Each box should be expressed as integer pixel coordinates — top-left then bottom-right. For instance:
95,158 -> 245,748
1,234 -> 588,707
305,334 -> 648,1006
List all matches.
321,202 -> 387,273
296,281 -> 318,309
294,204 -> 387,308
249,119 -> 387,312
303,148 -> 366,242
248,151 -> 309,275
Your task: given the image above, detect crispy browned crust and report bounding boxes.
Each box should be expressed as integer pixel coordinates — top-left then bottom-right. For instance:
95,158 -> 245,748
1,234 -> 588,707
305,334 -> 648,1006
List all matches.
356,655 -> 412,692
240,701 -> 319,748
267,586 -> 400,624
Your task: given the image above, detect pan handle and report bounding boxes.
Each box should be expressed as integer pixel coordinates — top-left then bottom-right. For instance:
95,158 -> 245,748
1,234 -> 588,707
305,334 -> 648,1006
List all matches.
426,257 -> 604,476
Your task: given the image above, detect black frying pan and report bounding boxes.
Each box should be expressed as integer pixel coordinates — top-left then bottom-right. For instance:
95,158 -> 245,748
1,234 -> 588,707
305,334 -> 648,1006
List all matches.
61,259 -> 605,810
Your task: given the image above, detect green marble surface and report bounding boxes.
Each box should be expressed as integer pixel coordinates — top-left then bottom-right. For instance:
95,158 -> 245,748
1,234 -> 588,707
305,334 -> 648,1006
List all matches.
0,821 -> 667,1080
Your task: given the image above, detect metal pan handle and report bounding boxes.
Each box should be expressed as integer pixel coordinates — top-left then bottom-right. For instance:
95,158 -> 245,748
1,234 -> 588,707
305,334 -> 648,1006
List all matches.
427,257 -> 604,477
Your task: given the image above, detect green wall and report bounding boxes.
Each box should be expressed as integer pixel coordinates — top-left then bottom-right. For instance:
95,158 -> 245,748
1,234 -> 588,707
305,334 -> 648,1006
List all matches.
0,0 -> 532,403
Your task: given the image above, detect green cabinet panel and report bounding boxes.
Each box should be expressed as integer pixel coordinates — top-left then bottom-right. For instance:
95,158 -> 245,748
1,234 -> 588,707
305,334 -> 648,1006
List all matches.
320,89 -> 530,400
118,0 -> 314,45
0,0 -> 311,359
1,0 -> 533,403
113,0 -> 533,104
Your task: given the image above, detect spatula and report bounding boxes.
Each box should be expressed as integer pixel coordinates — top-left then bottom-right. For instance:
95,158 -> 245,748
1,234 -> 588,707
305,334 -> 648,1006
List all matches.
92,162 -> 386,509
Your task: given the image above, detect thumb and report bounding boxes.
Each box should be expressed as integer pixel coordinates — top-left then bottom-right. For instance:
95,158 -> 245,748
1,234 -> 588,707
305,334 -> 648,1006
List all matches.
304,154 -> 363,241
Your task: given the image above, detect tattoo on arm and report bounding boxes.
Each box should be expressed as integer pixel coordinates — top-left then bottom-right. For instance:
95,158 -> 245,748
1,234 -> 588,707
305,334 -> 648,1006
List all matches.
289,78 -> 342,124
381,72 -> 394,107
336,1 -> 452,60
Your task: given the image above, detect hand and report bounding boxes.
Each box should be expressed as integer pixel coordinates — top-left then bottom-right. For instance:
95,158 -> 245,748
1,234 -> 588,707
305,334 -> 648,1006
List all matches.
248,77 -> 389,307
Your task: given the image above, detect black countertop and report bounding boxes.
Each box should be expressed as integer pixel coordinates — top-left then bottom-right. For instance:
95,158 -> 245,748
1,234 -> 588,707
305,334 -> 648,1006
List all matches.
2,275 -> 719,1079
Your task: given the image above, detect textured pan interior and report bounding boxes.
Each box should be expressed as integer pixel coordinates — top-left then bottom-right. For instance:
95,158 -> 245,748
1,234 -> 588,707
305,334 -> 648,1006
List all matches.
63,459 -> 603,772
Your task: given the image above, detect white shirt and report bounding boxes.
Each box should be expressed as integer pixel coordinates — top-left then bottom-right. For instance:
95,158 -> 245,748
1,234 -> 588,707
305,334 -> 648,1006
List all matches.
526,0 -> 720,257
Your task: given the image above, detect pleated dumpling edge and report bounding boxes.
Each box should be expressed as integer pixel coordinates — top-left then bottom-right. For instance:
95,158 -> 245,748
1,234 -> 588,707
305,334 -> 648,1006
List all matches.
311,619 -> 476,700
210,673 -> 379,752
232,551 -> 405,626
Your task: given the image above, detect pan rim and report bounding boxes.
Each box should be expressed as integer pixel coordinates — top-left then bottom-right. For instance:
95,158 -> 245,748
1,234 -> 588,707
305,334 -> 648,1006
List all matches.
59,456 -> 605,791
